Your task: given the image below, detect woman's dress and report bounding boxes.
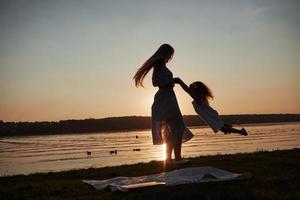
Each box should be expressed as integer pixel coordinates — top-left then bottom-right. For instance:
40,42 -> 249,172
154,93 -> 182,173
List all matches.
151,64 -> 193,145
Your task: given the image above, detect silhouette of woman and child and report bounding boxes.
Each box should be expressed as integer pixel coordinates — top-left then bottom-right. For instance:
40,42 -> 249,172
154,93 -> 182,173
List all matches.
134,44 -> 248,164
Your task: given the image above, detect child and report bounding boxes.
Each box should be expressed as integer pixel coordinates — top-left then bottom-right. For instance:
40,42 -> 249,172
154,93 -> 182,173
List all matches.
173,78 -> 248,136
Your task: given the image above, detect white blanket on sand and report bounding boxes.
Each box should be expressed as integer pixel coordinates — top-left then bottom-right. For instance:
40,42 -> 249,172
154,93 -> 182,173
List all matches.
83,167 -> 249,192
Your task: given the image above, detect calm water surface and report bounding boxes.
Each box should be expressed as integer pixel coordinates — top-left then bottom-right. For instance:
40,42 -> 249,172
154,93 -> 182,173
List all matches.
0,122 -> 299,176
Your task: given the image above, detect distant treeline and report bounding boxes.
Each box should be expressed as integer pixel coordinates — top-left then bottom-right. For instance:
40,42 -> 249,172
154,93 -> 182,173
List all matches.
1,114 -> 300,137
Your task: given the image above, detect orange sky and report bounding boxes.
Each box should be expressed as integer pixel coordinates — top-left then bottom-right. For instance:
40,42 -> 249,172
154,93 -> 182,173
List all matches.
0,1 -> 299,122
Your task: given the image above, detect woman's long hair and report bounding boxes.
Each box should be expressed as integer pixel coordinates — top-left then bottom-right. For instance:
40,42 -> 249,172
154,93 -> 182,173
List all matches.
134,44 -> 174,87
189,81 -> 214,104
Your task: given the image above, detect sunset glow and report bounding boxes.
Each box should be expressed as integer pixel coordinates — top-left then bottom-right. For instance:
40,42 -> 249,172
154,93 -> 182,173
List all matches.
0,1 -> 299,122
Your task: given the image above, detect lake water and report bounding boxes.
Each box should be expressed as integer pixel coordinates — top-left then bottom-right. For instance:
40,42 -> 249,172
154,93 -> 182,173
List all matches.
0,122 -> 299,176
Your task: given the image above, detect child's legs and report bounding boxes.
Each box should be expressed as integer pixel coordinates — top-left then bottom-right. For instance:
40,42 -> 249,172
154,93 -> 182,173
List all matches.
221,126 -> 241,134
224,123 -> 233,128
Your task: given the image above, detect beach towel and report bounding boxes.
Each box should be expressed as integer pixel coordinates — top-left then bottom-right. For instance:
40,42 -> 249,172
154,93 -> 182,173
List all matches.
83,167 -> 250,192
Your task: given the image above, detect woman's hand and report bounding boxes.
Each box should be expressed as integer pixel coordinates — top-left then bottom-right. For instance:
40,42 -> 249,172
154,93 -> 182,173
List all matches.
173,77 -> 182,84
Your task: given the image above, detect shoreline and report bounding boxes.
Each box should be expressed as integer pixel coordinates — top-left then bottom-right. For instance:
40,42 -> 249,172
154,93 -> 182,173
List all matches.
1,121 -> 299,138
1,114 -> 300,138
0,148 -> 299,199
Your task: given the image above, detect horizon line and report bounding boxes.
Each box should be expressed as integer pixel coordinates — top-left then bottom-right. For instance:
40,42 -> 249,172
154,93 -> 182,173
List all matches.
1,113 -> 300,123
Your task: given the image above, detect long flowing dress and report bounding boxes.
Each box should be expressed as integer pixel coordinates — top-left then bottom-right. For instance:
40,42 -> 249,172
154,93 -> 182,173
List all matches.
151,63 -> 193,145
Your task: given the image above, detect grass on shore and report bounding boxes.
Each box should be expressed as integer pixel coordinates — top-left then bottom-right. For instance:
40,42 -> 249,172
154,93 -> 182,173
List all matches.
0,149 -> 299,200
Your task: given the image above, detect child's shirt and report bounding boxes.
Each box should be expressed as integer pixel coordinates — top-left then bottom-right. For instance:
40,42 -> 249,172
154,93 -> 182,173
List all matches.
192,100 -> 224,133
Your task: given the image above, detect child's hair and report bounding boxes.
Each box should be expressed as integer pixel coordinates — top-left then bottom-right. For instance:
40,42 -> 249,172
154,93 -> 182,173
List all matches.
189,81 -> 213,104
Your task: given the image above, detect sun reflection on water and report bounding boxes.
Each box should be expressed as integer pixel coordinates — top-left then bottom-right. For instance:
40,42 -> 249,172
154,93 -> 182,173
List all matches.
162,143 -> 166,160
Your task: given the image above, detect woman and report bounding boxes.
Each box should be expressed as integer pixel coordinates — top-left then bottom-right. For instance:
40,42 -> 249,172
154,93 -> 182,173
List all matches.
133,44 -> 193,164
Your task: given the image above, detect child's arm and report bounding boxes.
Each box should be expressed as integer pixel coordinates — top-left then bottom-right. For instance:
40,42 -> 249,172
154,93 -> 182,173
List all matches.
173,77 -> 194,98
